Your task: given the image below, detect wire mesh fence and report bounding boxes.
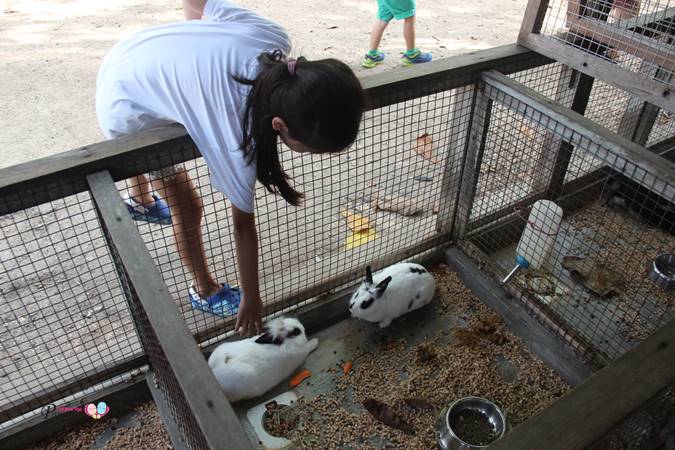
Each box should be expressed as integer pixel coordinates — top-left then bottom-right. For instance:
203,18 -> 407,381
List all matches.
0,185 -> 144,429
537,0 -> 675,88
509,60 -> 675,147
6,48 -> 547,435
117,82 -> 476,346
460,70 -> 674,366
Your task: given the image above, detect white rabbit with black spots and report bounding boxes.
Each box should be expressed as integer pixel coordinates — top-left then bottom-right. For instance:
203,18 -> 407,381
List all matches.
208,317 -> 318,402
349,263 -> 436,328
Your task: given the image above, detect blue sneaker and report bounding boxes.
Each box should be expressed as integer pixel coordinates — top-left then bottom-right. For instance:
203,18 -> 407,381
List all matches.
189,283 -> 242,318
124,193 -> 172,225
401,49 -> 432,66
362,50 -> 385,68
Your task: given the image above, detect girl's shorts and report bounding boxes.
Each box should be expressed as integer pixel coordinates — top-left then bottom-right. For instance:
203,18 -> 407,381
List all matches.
97,99 -> 184,181
377,0 -> 415,21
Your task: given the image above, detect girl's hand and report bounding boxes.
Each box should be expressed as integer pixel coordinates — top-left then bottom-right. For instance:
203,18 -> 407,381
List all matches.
235,296 -> 263,337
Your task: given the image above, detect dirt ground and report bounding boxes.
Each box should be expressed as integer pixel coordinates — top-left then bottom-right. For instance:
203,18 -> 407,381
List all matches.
0,0 -> 528,168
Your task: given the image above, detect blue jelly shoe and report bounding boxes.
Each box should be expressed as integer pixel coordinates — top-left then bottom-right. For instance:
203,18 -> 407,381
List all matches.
189,284 -> 242,318
124,193 -> 172,225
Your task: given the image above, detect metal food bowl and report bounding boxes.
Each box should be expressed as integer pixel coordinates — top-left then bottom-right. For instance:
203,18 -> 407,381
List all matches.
649,253 -> 675,292
436,396 -> 507,450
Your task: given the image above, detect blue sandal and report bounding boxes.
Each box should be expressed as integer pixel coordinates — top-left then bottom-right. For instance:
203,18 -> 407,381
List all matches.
124,193 -> 172,225
189,284 -> 242,318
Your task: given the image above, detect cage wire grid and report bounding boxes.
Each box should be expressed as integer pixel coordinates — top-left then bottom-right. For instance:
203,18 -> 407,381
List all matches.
508,61 -> 675,146
0,181 -> 143,428
463,77 -> 674,365
538,0 -> 675,88
0,81 -> 475,430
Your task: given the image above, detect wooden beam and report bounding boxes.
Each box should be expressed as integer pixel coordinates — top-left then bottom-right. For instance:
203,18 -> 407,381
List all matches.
436,84 -> 477,233
86,170 -> 253,450
360,44 -> 551,110
453,90 -> 493,239
519,0 -> 549,40
518,33 -> 675,113
480,70 -> 675,199
488,318 -> 675,450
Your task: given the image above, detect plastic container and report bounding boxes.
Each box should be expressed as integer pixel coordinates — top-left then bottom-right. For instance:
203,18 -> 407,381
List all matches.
502,200 -> 563,284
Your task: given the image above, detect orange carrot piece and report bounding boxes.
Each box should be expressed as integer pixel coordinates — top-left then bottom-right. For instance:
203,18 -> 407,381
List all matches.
343,361 -> 353,374
289,369 -> 312,387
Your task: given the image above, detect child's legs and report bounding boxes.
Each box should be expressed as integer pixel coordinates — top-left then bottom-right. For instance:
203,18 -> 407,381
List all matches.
129,175 -> 154,205
369,19 -> 390,51
151,169 -> 219,297
403,15 -> 416,51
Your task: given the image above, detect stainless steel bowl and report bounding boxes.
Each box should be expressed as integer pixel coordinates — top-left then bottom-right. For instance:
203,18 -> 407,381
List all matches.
437,396 -> 507,450
649,253 -> 675,292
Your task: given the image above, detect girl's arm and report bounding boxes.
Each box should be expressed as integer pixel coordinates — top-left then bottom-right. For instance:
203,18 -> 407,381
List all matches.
183,0 -> 207,19
231,204 -> 264,336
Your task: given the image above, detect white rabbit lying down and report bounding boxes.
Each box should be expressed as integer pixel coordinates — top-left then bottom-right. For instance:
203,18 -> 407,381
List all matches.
349,263 -> 436,328
208,317 -> 318,402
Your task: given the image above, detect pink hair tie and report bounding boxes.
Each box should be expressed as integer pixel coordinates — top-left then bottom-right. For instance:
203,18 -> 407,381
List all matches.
287,58 -> 297,76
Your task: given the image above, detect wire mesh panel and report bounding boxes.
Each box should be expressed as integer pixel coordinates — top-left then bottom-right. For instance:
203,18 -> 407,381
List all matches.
117,83 -> 476,345
540,0 -> 674,84
458,70 -> 674,366
0,182 -> 142,430
509,60 -> 675,148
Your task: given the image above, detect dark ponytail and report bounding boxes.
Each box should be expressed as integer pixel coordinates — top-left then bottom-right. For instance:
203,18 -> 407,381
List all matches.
235,50 -> 364,206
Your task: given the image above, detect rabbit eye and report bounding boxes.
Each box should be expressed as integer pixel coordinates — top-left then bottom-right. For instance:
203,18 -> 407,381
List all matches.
360,297 -> 374,309
289,327 -> 302,337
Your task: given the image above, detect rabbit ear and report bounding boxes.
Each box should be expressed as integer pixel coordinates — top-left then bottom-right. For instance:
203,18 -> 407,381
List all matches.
366,266 -> 373,285
255,328 -> 284,345
375,276 -> 392,297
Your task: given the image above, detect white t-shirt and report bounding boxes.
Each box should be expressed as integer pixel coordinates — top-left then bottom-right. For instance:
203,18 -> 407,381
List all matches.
95,0 -> 291,213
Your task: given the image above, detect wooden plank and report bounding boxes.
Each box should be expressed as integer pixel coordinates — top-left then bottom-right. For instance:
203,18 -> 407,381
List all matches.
488,318 -> 675,450
480,70 -> 675,199
444,248 -> 592,385
518,0 -> 549,40
361,44 -> 552,110
518,33 -> 675,113
436,84 -> 477,233
567,16 -> 675,73
86,170 -> 253,450
0,124 -> 197,216
453,91 -> 493,240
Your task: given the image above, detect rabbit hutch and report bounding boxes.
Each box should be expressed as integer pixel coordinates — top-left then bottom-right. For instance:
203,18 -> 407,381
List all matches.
1,0 -> 674,448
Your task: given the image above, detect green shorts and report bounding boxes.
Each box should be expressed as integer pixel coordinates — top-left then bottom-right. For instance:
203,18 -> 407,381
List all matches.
377,0 -> 415,22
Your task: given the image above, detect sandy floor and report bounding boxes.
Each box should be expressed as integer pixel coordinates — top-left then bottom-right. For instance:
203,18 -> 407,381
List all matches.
0,0 -> 528,169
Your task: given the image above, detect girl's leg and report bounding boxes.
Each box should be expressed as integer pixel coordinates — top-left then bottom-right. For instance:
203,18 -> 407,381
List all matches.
152,170 -> 219,298
369,19 -> 389,51
403,16 -> 416,52
129,174 -> 155,205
